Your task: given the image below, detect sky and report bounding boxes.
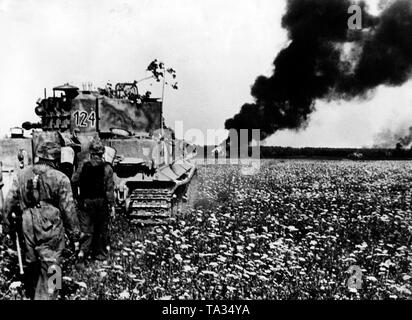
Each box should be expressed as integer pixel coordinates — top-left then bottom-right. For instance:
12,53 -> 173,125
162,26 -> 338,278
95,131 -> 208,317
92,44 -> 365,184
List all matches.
1,0 -> 410,147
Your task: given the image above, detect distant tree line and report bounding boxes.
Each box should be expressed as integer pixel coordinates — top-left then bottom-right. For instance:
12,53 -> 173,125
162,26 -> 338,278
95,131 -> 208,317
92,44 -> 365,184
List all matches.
195,145 -> 412,160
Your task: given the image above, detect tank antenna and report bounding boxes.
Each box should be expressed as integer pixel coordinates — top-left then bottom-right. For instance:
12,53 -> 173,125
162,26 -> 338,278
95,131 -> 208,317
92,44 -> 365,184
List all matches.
136,75 -> 154,84
161,63 -> 166,137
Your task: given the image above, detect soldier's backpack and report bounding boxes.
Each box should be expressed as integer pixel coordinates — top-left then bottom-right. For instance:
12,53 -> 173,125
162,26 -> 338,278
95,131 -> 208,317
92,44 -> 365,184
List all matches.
26,172 -> 41,208
79,161 -> 106,199
24,169 -> 62,238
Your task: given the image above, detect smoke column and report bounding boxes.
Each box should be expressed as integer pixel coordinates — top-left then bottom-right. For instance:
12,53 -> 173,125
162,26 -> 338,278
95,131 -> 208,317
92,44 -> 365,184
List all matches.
225,0 -> 412,142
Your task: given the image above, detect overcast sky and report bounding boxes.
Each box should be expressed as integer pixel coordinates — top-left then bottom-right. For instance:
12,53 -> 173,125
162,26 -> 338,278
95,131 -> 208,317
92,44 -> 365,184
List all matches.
1,0 -> 410,147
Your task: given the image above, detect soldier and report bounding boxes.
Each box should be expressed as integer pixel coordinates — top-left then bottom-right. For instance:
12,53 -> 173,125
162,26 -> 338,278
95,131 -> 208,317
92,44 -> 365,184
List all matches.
2,140 -> 80,300
77,137 -> 115,263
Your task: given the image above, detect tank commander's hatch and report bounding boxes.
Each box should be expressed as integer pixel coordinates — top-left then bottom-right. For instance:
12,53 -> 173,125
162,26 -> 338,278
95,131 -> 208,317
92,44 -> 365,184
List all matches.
53,83 -> 79,99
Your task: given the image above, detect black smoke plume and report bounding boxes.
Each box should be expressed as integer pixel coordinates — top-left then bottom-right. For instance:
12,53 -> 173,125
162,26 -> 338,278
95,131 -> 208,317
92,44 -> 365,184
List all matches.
225,0 -> 412,142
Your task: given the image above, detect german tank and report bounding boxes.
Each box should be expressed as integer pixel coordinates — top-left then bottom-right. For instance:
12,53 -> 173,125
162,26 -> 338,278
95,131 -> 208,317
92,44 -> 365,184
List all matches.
0,72 -> 198,225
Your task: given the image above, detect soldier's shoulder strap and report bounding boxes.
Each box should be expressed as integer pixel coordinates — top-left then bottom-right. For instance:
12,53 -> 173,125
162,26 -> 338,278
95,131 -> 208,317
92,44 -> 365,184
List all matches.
25,166 -> 42,208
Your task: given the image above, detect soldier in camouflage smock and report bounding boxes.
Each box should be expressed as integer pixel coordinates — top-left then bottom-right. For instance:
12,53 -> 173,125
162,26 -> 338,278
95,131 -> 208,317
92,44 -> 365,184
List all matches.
2,141 -> 80,300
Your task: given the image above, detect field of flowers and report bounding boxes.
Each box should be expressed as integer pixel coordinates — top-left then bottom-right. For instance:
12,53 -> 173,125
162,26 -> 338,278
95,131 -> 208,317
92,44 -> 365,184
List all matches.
1,159 -> 412,299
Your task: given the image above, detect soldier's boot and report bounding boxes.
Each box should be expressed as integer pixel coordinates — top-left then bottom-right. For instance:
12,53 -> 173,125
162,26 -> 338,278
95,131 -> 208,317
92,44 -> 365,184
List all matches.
23,262 -> 38,300
34,261 -> 59,300
79,232 -> 93,257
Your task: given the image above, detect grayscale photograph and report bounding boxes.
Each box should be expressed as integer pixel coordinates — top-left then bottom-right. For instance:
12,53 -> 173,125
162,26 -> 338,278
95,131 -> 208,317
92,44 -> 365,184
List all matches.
0,0 -> 412,309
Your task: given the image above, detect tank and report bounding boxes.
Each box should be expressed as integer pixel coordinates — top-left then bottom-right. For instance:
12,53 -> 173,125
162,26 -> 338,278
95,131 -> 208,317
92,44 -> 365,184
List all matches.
0,79 -> 198,224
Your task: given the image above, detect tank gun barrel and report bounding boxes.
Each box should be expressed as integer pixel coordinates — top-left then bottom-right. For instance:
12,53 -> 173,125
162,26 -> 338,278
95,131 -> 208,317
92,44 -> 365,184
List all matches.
22,121 -> 42,130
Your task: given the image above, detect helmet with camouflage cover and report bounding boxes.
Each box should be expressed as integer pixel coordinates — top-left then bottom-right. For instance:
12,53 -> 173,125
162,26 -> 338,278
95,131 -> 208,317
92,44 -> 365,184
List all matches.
36,141 -> 61,161
89,137 -> 105,155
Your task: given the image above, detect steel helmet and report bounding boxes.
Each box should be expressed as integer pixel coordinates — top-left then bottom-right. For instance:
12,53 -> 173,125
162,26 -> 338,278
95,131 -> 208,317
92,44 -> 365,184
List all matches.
89,137 -> 105,155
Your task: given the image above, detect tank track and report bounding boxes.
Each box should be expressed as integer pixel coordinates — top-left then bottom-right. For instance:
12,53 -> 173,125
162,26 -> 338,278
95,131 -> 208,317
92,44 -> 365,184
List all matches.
128,188 -> 174,225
